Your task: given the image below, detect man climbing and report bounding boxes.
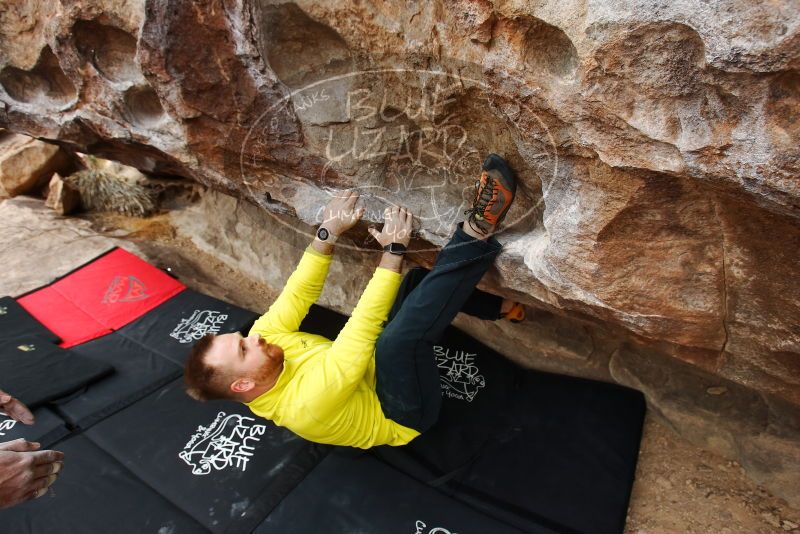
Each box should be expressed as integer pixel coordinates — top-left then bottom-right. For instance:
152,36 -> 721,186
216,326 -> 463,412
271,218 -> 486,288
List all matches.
183,154 -> 523,448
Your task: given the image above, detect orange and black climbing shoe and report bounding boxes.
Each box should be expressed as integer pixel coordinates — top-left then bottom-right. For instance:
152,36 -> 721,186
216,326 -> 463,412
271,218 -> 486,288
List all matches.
500,301 -> 526,323
464,153 -> 517,236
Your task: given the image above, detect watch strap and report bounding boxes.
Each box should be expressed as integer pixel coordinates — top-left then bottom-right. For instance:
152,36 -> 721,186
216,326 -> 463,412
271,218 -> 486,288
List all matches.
383,242 -> 407,255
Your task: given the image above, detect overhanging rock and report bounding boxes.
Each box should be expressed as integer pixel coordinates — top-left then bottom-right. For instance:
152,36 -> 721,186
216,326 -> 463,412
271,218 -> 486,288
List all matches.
0,0 -> 798,506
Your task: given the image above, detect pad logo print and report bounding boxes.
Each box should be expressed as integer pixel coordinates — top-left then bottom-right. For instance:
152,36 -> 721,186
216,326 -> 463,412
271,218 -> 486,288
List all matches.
433,345 -> 485,402
179,411 -> 266,476
102,275 -> 149,304
0,306 -> 7,315
0,416 -> 16,437
170,310 -> 229,344
415,519 -> 457,534
16,344 -> 35,352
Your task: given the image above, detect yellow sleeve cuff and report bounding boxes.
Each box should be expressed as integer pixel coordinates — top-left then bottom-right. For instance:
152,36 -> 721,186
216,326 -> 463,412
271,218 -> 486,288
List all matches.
374,267 -> 403,283
304,244 -> 334,261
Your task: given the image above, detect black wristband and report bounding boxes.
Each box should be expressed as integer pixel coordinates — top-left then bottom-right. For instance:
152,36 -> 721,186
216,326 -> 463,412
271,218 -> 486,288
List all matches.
383,243 -> 407,256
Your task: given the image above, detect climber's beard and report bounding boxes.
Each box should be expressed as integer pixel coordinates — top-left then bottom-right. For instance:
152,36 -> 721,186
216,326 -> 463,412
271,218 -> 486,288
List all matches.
251,337 -> 284,384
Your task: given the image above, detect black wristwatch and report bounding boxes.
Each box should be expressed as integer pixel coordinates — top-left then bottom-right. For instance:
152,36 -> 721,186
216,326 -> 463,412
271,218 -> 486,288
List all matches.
383,243 -> 407,256
316,226 -> 338,243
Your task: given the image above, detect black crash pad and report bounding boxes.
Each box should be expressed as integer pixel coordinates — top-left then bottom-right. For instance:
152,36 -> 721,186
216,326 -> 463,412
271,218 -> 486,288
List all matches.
54,332 -> 181,428
298,303 -> 348,341
0,296 -> 60,344
0,336 -> 113,409
301,305 -> 521,479
452,371 -> 646,534
374,325 -> 521,482
0,435 -> 207,533
299,305 -> 645,534
85,378 -> 329,534
116,288 -> 259,365
255,451 -> 547,534
0,407 -> 70,448
302,305 -> 520,477
1,241 -> 645,534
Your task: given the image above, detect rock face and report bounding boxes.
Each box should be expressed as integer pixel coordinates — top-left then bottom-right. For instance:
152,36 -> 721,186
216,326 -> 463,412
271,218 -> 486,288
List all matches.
0,131 -> 72,196
0,196 -> 151,296
0,0 -> 798,504
44,172 -> 80,214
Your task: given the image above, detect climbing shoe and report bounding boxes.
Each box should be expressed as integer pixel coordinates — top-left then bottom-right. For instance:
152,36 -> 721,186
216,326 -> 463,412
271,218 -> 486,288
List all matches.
500,301 -> 526,323
464,153 -> 517,235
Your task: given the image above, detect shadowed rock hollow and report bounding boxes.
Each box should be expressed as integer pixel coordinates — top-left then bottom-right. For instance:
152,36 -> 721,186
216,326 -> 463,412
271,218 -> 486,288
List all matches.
0,0 -> 798,507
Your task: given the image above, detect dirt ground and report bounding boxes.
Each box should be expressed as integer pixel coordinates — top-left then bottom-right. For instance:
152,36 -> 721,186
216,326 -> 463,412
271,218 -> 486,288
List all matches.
79,211 -> 800,534
627,416 -> 799,534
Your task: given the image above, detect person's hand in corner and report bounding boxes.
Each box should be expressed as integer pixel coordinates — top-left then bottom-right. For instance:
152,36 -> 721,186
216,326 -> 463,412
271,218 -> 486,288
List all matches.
0,390 -> 34,425
0,438 -> 64,509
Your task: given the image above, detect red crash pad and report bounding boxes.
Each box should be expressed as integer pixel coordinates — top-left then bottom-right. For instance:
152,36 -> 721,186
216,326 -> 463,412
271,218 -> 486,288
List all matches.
17,248 -> 185,347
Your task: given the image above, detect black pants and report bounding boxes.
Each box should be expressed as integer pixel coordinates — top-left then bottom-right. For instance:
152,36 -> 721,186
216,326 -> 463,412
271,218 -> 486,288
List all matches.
375,223 -> 502,432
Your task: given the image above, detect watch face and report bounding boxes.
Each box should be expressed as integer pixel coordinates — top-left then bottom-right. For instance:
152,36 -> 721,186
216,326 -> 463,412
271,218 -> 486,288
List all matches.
317,227 -> 329,241
386,243 -> 407,255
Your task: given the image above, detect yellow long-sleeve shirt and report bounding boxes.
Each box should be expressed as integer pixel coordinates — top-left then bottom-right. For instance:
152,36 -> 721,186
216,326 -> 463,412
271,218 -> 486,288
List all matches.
245,246 -> 420,448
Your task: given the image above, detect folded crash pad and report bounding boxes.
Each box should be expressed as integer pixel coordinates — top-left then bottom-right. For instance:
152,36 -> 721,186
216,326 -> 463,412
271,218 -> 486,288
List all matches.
17,248 -> 185,347
0,407 -> 70,448
0,435 -> 207,533
0,296 -> 60,344
0,336 -> 113,409
54,332 -> 181,428
85,378 -> 329,534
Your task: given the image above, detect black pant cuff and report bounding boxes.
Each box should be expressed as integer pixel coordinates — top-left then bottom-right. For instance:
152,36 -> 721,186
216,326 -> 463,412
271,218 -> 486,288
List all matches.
453,222 -> 503,252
